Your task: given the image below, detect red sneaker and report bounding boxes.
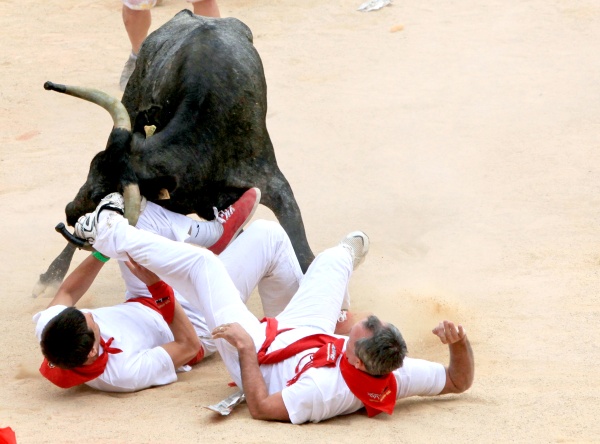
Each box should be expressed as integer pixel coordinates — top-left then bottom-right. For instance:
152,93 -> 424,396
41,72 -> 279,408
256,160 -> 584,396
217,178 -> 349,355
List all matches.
208,188 -> 261,254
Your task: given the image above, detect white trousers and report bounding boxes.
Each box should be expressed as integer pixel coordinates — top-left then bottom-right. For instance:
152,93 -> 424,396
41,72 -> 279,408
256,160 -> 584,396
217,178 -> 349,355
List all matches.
94,215 -> 353,386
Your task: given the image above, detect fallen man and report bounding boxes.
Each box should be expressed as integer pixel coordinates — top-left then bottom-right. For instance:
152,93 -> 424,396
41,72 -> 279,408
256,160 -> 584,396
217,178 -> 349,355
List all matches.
33,189 -> 262,391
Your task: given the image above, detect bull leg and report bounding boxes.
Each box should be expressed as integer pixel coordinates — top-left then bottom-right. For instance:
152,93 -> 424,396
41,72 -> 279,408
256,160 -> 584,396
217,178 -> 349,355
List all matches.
31,243 -> 76,297
259,172 -> 314,273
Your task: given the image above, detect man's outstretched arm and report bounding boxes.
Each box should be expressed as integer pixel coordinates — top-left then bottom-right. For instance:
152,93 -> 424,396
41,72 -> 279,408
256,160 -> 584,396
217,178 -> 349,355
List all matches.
48,254 -> 105,308
432,320 -> 475,395
213,322 -> 290,422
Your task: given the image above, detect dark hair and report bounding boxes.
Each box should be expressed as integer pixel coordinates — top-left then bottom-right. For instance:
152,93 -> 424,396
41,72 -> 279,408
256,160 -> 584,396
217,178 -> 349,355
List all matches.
40,307 -> 95,369
354,315 -> 408,376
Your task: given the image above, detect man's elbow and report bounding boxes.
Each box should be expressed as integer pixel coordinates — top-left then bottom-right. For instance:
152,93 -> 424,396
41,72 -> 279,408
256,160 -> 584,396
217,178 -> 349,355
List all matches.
182,337 -> 202,365
441,367 -> 474,395
448,372 -> 474,394
247,401 -> 290,422
453,376 -> 474,393
248,406 -> 269,421
247,403 -> 276,421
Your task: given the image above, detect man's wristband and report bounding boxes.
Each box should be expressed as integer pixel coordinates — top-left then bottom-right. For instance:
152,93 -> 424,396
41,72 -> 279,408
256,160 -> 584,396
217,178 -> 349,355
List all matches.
92,251 -> 110,263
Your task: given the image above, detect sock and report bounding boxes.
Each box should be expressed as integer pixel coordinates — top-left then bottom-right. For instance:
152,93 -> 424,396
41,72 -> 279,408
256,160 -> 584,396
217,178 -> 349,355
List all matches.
341,288 -> 351,312
186,220 -> 223,248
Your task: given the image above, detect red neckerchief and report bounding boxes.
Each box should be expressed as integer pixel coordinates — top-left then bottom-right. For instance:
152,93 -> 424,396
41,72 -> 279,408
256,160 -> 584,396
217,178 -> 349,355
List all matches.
338,352 -> 397,417
127,281 -> 175,324
257,318 -> 398,417
39,337 -> 123,389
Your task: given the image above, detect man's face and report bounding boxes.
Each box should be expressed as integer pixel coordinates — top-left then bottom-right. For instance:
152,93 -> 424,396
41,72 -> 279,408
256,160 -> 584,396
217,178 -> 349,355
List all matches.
345,317 -> 373,367
83,312 -> 101,363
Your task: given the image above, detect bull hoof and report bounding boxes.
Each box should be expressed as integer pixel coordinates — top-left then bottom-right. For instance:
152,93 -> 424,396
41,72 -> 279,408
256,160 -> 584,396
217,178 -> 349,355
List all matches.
31,280 -> 60,298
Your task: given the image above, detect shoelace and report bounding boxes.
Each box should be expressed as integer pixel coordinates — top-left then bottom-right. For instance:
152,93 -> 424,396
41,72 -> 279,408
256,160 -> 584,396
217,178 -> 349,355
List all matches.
213,205 -> 235,224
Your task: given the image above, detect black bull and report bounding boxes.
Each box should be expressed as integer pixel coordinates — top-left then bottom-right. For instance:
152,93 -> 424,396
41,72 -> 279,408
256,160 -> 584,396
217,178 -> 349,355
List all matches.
33,10 -> 314,296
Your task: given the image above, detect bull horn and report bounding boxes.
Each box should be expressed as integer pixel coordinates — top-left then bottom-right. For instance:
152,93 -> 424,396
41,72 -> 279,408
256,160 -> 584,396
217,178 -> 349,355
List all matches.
44,81 -> 131,131
123,184 -> 141,227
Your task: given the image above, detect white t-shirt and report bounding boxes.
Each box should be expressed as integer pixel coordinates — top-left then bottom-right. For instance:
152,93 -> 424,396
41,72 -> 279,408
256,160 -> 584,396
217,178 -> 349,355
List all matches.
256,328 -> 446,424
33,303 -> 186,393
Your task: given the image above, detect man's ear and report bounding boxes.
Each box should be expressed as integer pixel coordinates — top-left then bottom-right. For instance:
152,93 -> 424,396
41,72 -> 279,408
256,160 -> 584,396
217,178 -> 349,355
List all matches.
355,358 -> 368,372
85,346 -> 98,363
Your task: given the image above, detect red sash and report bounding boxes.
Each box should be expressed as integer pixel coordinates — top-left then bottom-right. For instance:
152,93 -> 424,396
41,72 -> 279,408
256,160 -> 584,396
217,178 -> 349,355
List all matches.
130,282 -> 204,366
257,318 -> 398,417
128,281 -> 175,324
39,337 -> 122,389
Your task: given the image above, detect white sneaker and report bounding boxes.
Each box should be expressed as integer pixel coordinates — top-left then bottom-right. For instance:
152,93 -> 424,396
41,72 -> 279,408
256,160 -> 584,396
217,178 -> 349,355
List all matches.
339,231 -> 369,270
74,193 -> 125,244
119,53 -> 137,91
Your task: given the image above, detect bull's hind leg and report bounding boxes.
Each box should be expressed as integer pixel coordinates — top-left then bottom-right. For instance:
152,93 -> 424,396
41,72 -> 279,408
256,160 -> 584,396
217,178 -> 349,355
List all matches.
258,170 -> 314,273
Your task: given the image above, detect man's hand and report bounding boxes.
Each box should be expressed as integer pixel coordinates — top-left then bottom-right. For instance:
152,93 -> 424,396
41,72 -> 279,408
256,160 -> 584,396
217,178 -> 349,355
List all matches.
124,254 -> 161,286
432,320 -> 467,345
212,322 -> 255,351
433,320 -> 474,395
212,322 -> 290,421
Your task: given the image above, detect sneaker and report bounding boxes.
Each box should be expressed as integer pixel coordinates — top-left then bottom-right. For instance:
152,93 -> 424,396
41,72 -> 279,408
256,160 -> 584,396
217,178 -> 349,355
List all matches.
208,188 -> 261,254
339,231 -> 369,270
74,193 -> 125,244
119,53 -> 137,91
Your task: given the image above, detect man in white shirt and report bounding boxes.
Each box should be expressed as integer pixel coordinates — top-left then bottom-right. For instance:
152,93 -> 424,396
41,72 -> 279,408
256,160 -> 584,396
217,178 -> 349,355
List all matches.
70,192 -> 475,422
35,189 -> 262,392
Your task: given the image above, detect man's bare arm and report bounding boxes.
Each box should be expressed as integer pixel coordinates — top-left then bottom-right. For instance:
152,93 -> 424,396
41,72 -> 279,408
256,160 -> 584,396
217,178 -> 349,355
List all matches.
213,323 -> 290,421
48,254 -> 105,308
125,256 -> 201,368
160,298 -> 202,368
432,320 -> 474,395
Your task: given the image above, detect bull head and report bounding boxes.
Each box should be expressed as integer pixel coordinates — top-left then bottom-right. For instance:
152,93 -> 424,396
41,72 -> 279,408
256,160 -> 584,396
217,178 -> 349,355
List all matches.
44,81 -> 142,247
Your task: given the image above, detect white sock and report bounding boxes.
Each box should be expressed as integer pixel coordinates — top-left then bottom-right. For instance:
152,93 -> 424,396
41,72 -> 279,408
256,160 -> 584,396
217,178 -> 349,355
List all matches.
186,220 -> 223,248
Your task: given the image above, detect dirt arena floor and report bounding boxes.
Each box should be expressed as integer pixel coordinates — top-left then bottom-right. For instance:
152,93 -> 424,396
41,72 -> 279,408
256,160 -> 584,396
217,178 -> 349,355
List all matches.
1,0 -> 600,442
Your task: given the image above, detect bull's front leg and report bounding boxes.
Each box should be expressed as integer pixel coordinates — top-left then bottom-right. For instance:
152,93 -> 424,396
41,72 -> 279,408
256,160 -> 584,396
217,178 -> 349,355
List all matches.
32,243 -> 76,297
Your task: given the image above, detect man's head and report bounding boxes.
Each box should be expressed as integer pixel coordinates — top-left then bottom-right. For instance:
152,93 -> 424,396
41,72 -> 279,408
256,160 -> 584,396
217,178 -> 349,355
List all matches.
346,315 -> 407,376
40,307 -> 100,369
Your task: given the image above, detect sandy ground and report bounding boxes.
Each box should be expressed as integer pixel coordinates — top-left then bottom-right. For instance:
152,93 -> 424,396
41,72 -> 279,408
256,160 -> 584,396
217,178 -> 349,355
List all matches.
1,0 -> 600,442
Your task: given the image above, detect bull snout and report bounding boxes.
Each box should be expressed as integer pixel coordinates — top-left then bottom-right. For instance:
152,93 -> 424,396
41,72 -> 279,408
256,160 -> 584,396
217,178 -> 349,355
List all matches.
65,203 -> 79,227
65,201 -> 90,227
